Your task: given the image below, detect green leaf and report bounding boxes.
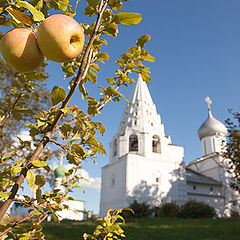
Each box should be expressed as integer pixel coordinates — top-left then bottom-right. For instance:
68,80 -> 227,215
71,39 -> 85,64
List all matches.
66,152 -> 82,165
36,188 -> 42,203
5,6 -> 32,26
86,72 -> 97,84
96,122 -> 105,135
108,0 -> 122,11
32,160 -> 48,167
141,54 -> 155,62
106,78 -> 115,85
113,12 -> 142,26
136,35 -> 151,47
13,106 -> 34,115
10,166 -> 22,176
90,63 -> 100,72
16,0 -> 45,22
84,6 -> 96,17
51,86 -> 66,106
59,124 -> 72,140
27,170 -> 36,192
35,175 -> 46,187
0,192 -> 11,200
72,144 -> 86,157
48,0 -> 69,11
97,52 -> 110,61
104,22 -> 118,37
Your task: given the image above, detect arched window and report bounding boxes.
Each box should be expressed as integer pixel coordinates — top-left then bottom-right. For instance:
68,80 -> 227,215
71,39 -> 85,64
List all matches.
152,135 -> 161,153
129,134 -> 138,152
113,139 -> 117,156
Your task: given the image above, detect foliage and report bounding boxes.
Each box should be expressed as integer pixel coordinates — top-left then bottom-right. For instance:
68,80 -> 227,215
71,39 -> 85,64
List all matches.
124,200 -> 152,219
0,58 -> 50,153
154,202 -> 180,218
224,111 -> 240,192
178,200 -> 216,218
83,208 -> 133,240
0,0 -> 154,239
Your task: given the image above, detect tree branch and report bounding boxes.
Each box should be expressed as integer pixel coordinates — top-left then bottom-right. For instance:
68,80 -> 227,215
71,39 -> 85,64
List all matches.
49,138 -> 69,151
0,0 -> 109,221
0,210 -> 36,237
0,87 -> 24,129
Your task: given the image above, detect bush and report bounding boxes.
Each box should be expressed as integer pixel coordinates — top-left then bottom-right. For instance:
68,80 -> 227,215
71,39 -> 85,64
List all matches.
179,200 -> 216,218
157,202 -> 180,217
125,200 -> 153,218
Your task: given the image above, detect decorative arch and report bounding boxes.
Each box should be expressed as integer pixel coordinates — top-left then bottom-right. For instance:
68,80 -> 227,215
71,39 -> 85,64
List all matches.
129,134 -> 138,152
152,135 -> 161,153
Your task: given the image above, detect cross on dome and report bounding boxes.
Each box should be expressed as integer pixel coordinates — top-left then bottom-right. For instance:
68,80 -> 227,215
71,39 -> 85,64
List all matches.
205,96 -> 212,111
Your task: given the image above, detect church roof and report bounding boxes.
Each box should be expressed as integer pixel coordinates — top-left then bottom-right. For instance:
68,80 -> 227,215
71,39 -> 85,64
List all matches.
54,165 -> 65,178
186,168 -> 222,186
198,97 -> 227,140
117,74 -> 164,135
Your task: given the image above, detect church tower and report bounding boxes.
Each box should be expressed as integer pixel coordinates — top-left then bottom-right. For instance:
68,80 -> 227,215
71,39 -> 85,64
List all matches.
187,97 -> 239,217
198,97 -> 227,156
100,75 -> 186,217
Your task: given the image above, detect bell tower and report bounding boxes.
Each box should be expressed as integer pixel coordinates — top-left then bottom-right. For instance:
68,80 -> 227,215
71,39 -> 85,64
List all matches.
100,75 -> 186,217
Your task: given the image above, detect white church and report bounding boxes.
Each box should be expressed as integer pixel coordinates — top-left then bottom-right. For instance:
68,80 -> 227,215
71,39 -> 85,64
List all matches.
100,74 -> 240,217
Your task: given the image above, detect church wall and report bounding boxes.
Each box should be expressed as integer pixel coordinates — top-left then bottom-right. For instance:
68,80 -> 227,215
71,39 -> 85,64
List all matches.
187,182 -> 226,217
100,158 -> 128,217
126,153 -> 186,207
167,144 -> 184,164
187,192 -> 225,217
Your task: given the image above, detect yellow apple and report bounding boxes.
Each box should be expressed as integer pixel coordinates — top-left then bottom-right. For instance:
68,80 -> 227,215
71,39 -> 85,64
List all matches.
36,14 -> 85,63
0,28 -> 44,73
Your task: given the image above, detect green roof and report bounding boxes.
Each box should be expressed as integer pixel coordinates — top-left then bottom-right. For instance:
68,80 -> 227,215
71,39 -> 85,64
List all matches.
54,165 -> 65,178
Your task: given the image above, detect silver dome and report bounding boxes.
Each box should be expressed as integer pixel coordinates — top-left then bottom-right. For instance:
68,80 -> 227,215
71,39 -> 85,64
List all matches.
198,111 -> 227,140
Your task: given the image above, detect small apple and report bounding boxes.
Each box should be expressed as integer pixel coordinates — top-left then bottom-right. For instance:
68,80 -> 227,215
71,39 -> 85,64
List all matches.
0,28 -> 44,73
36,14 -> 85,62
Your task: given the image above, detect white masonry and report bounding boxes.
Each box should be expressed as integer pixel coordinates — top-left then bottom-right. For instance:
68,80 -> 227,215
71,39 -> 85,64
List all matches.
100,75 -> 240,217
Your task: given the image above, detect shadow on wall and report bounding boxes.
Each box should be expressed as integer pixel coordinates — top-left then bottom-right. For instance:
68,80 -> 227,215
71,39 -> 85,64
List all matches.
126,165 -> 186,207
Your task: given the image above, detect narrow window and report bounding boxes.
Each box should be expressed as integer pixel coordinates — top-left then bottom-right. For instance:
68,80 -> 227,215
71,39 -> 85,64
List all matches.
152,135 -> 161,153
129,134 -> 138,152
113,139 -> 117,156
203,140 -> 207,155
213,138 -> 216,152
111,175 -> 115,188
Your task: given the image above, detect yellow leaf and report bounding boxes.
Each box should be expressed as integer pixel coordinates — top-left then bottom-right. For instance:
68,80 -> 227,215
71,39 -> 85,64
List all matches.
6,6 -> 32,27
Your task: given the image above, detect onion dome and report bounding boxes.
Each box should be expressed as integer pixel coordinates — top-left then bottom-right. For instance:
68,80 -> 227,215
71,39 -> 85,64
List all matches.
54,165 -> 65,178
198,97 -> 227,140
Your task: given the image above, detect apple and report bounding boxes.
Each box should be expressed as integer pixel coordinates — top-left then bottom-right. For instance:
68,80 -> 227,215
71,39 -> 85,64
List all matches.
0,28 -> 44,73
36,14 -> 85,62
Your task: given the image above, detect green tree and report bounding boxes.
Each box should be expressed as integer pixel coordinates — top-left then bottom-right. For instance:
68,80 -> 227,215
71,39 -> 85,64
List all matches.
0,0 -> 154,239
224,111 -> 240,192
0,58 -> 50,151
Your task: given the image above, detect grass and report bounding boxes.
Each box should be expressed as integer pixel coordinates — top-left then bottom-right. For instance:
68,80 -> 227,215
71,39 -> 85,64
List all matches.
40,217 -> 240,240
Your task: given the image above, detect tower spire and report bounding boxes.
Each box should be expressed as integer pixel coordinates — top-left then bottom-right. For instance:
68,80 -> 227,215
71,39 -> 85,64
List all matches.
117,74 -> 163,135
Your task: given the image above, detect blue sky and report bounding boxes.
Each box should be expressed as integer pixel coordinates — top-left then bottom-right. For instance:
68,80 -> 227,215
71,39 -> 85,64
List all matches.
62,0 -> 240,214
2,0 -> 240,214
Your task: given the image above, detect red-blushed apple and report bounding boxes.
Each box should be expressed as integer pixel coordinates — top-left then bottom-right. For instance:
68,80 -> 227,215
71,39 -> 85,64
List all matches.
36,14 -> 85,62
0,28 -> 44,73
